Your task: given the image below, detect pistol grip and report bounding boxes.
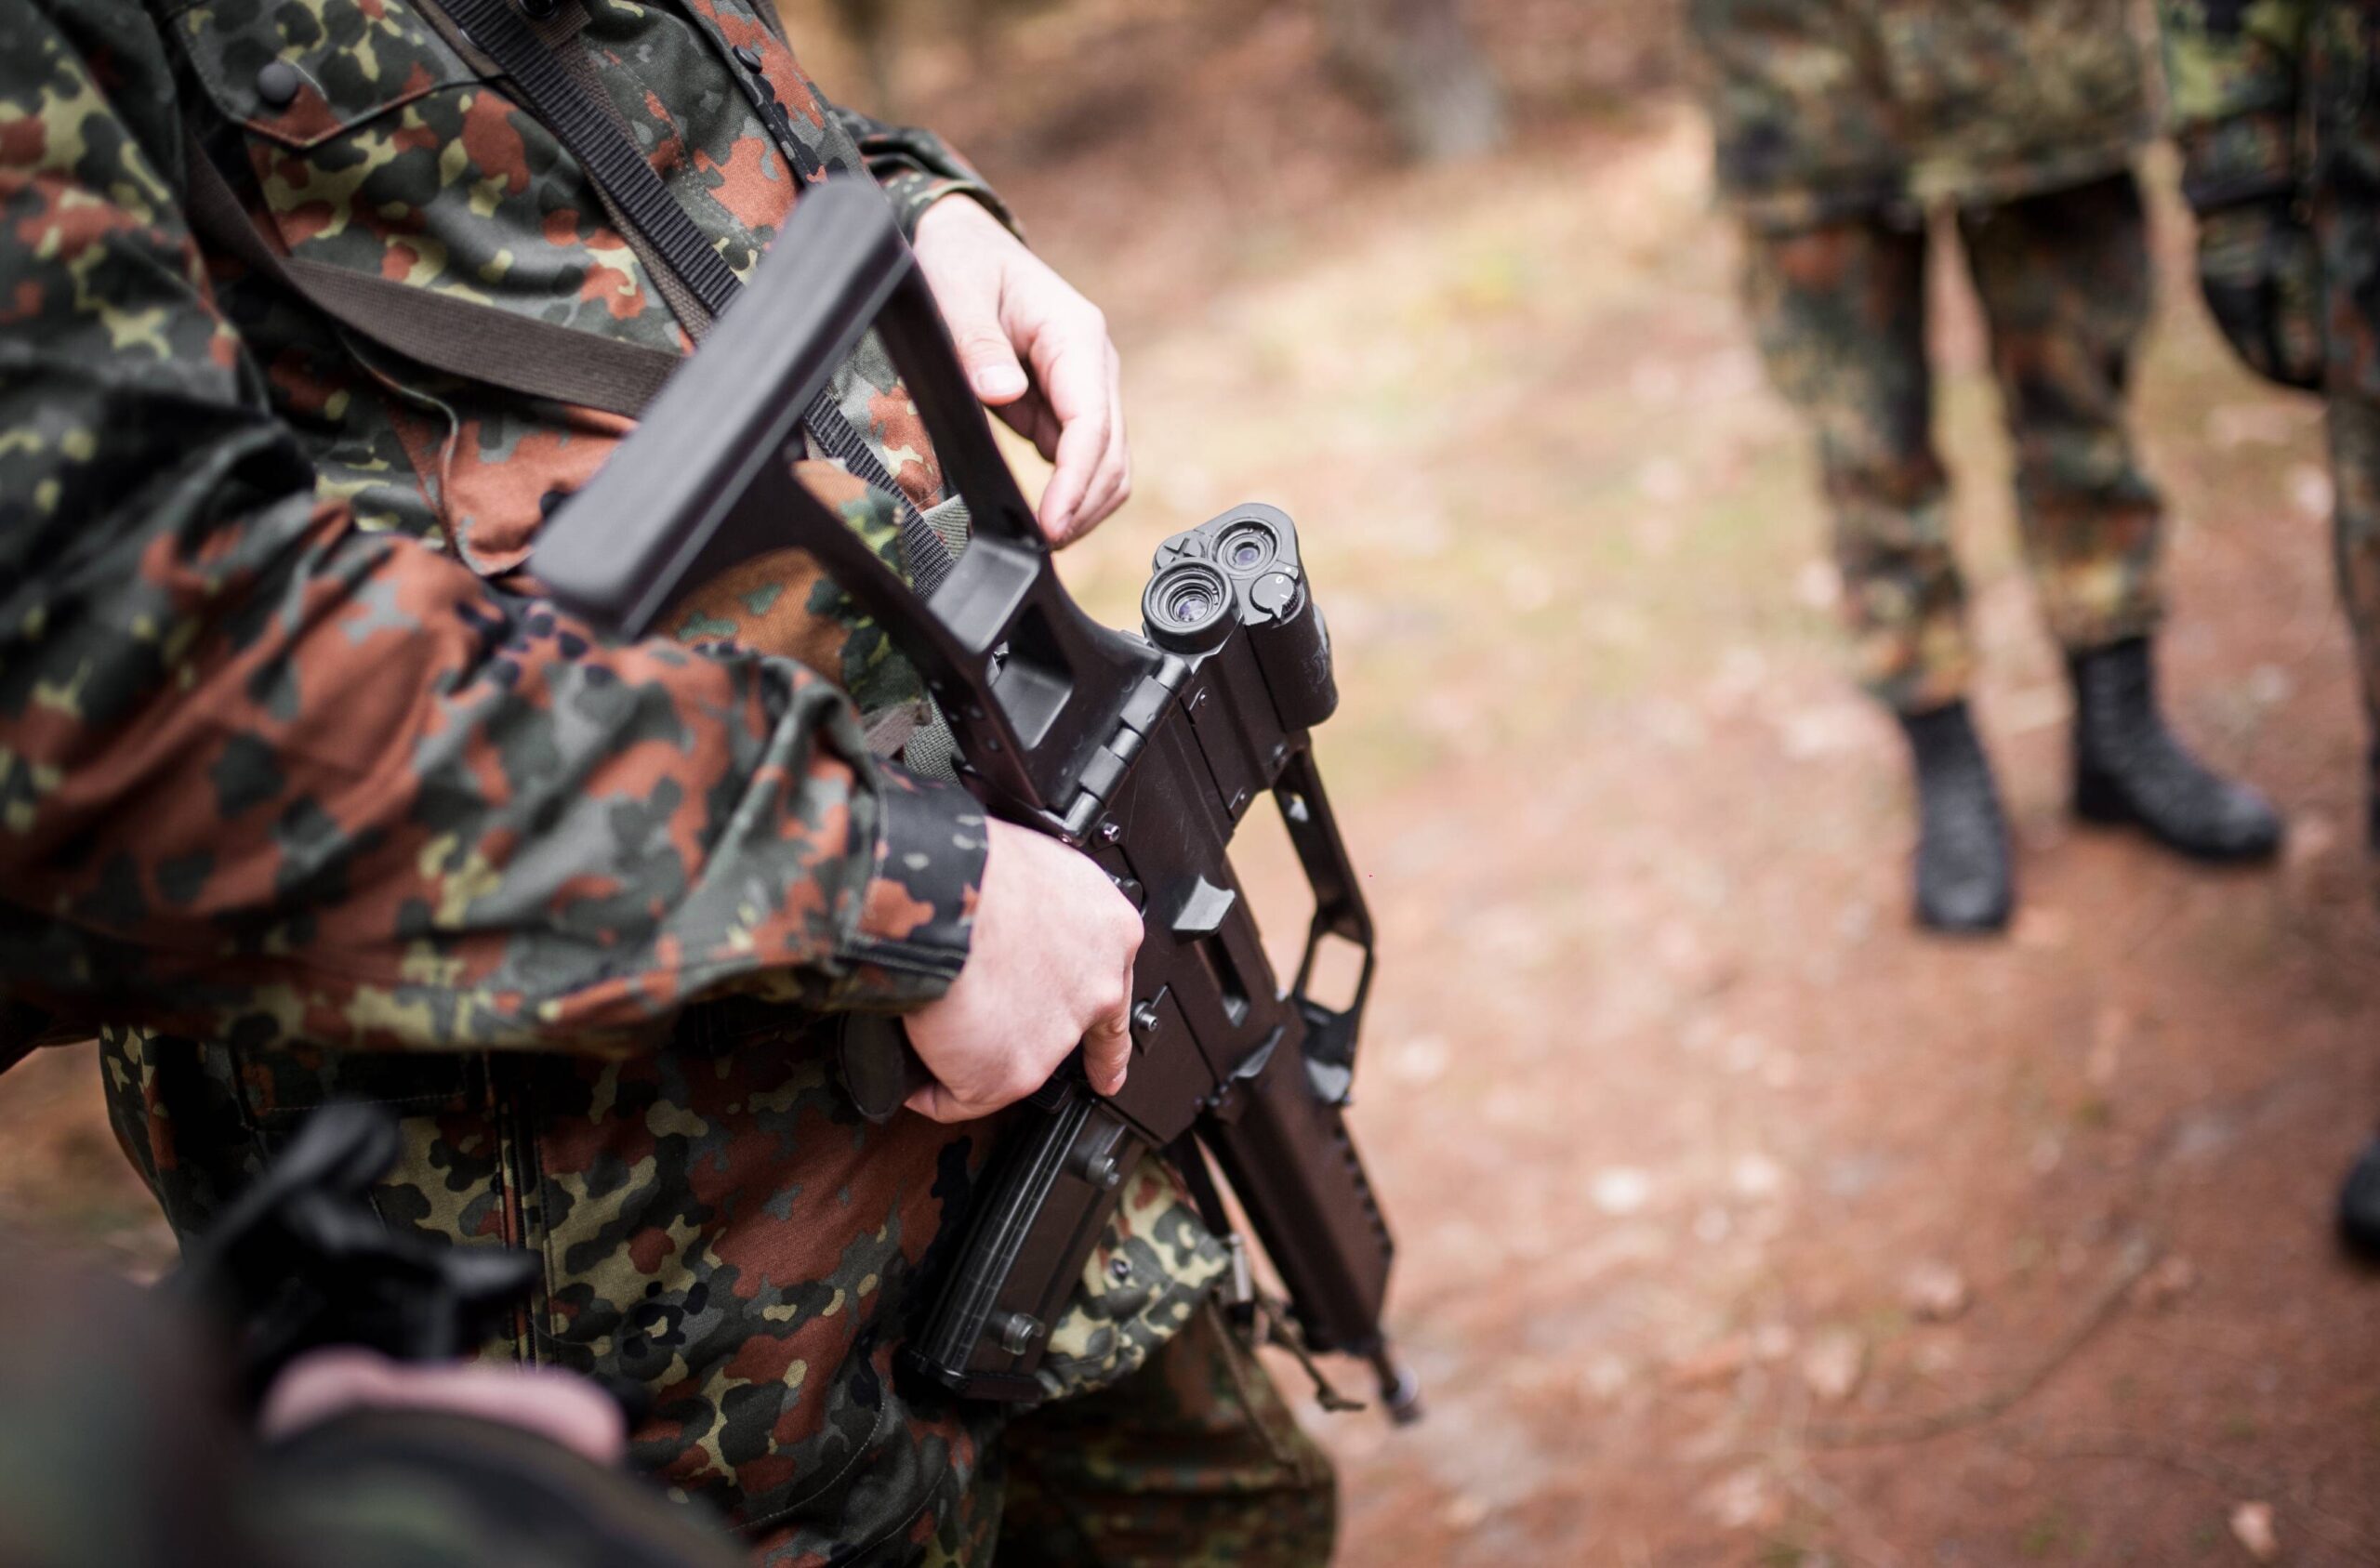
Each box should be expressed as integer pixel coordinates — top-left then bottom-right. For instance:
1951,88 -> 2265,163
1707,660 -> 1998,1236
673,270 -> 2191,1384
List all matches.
838,1013 -> 936,1125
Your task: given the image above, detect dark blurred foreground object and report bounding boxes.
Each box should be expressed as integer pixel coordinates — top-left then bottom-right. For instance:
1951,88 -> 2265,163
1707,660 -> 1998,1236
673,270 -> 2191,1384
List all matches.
0,1107 -> 742,1568
2160,0 -> 2380,1256
1688,1 -> 2281,931
171,1101 -> 539,1409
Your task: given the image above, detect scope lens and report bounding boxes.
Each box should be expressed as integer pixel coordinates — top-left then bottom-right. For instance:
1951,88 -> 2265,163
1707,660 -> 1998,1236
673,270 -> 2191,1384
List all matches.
1144,560 -> 1235,652
1168,583 -> 1217,622
1217,520 -> 1278,575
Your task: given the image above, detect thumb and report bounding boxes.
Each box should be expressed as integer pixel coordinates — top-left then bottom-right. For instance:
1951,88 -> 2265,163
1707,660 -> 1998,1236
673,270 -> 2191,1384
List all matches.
1082,983 -> 1133,1099
904,1082 -> 962,1123
946,298 -> 1028,405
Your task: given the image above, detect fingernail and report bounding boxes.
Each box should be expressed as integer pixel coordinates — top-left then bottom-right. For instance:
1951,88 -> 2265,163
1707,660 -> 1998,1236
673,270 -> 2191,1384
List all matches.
973,367 -> 1025,400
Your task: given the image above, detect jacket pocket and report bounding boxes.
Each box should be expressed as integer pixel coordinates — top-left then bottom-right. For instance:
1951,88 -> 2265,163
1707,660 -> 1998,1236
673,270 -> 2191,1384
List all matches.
227,1039 -> 485,1135
161,0 -> 483,150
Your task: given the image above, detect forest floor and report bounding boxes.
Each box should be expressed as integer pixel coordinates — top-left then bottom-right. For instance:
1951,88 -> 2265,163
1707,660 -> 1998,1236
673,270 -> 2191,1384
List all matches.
8,2 -> 2380,1563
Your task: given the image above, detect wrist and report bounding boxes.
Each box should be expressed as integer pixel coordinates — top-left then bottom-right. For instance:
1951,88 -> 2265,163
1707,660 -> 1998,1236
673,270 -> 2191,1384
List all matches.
913,188 -> 1021,253
887,176 -> 1023,246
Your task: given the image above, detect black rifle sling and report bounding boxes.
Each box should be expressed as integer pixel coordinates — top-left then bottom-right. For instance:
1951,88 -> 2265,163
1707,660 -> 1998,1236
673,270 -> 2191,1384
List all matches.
429,0 -> 955,591
181,130 -> 678,418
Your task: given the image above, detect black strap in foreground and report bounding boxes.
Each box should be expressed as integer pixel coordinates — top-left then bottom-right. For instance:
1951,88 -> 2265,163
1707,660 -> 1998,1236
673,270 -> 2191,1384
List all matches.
430,0 -> 955,592
182,135 -> 678,418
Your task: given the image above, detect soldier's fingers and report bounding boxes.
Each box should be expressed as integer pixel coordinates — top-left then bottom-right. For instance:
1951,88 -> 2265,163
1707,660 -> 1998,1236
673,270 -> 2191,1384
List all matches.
913,202 -> 1031,406
1051,361 -> 1129,547
1070,347 -> 1130,541
1033,339 -> 1114,543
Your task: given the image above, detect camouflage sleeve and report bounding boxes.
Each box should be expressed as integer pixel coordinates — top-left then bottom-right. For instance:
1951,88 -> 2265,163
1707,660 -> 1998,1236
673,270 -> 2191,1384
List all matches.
828,104 -> 1022,242
2159,0 -> 2312,207
0,0 -> 985,1056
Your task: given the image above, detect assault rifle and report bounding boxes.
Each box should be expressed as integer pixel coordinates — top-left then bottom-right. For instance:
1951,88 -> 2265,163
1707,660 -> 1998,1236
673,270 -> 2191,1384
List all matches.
531,179 -> 1417,1419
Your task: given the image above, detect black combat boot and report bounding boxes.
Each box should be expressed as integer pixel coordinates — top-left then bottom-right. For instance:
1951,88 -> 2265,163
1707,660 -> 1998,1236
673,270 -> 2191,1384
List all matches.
2069,638 -> 2282,862
2340,1135 -> 2380,1264
1898,701 -> 2014,933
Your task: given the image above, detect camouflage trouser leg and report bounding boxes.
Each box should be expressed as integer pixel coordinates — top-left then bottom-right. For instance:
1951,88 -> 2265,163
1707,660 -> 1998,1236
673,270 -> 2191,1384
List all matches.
1956,171 -> 2164,658
985,1300 -> 1338,1567
1741,214 -> 1970,712
2329,395 -> 2380,737
1740,173 -> 2163,712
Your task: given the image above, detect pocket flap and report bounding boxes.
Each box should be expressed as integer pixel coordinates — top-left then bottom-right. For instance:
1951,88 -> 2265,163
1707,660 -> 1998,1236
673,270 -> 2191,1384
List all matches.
167,0 -> 481,150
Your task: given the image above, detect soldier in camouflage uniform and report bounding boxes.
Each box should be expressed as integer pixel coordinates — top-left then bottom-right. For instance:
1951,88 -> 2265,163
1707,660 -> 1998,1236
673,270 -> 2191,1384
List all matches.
0,0 -> 1334,1557
2159,0 -> 2380,1261
1690,0 -> 2284,933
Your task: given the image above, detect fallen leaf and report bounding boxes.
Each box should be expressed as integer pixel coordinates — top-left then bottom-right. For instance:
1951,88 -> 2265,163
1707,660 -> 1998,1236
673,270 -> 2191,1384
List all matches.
2230,1500 -> 2278,1562
1732,1153 -> 1785,1201
2089,1004 -> 2130,1088
2139,1255 -> 2197,1310
1591,1166 -> 1653,1217
1696,1466 -> 1776,1530
1667,1334 -> 1751,1389
1903,1260 -> 1971,1322
1389,1035 -> 1449,1085
1441,1493 -> 1491,1531
1801,1328 -> 1866,1403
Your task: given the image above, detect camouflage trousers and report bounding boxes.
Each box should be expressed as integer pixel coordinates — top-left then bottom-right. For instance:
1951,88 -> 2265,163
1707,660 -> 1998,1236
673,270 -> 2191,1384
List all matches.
811,1300 -> 1338,1568
2314,5 -> 2380,744
2330,398 -> 2380,735
734,1308 -> 1340,1568
968,1302 -> 1338,1568
1741,172 -> 2165,712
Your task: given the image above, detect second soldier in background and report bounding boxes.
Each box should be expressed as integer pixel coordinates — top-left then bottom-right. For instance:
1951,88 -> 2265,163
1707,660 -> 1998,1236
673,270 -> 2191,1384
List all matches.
1688,0 -> 2283,933
2161,0 -> 2380,1257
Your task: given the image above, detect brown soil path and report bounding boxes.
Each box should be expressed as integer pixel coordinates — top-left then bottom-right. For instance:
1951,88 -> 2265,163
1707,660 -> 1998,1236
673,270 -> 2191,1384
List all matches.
926,20 -> 2380,1560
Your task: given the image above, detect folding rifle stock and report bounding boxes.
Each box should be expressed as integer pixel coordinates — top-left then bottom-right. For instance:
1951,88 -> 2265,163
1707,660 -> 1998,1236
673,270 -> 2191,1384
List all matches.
531,179 -> 1417,1420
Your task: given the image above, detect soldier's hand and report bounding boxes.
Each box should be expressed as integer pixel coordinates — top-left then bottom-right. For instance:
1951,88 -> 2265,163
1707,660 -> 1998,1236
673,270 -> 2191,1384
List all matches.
912,195 -> 1130,547
2195,198 -> 2325,392
902,820 -> 1141,1122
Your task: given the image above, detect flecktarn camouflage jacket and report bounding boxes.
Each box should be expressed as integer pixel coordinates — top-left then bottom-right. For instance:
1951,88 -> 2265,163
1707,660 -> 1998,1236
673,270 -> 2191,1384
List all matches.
0,0 -> 1220,1557
1687,0 -> 2155,228
2162,0 -> 2380,397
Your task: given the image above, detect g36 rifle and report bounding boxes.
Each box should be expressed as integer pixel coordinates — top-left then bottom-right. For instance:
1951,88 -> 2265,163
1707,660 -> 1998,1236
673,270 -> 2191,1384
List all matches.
531,179 -> 1417,1419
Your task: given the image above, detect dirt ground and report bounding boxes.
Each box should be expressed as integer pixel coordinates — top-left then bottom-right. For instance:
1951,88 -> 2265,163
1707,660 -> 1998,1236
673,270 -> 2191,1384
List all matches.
8,3 -> 2380,1563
